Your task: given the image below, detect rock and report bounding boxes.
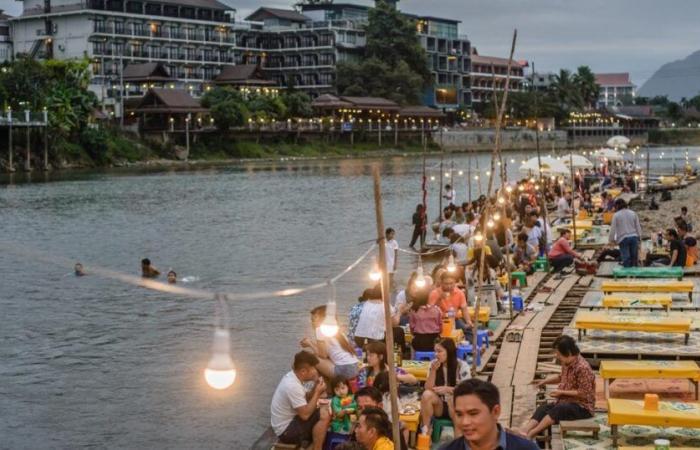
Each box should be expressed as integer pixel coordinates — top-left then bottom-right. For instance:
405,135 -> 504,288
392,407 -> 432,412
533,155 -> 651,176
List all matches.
173,145 -> 189,161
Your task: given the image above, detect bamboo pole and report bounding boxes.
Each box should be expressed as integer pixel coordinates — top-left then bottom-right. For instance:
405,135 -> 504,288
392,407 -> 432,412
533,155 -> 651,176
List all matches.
372,166 -> 400,448
569,152 -> 577,249
439,154 -> 444,219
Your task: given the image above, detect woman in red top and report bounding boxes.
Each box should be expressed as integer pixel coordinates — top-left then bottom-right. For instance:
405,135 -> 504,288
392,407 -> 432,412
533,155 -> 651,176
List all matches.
548,229 -> 584,273
408,290 -> 443,352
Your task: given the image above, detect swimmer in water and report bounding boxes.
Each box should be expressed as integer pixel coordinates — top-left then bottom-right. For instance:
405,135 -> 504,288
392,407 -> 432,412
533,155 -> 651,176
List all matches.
167,270 -> 177,284
141,258 -> 160,278
74,263 -> 85,276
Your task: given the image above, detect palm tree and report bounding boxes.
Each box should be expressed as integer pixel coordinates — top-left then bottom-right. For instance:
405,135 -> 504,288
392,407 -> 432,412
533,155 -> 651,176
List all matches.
573,66 -> 600,109
551,69 -> 583,111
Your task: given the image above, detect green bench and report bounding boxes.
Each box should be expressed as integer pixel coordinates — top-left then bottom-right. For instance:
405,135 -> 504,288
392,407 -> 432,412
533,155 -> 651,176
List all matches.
612,266 -> 684,280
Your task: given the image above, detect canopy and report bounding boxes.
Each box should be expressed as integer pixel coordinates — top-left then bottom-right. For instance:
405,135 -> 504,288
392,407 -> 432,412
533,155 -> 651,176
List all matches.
563,154 -> 593,169
593,147 -> 623,161
518,156 -> 570,177
607,135 -> 630,148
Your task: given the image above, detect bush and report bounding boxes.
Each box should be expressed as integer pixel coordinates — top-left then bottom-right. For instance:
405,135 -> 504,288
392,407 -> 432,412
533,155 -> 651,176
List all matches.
79,127 -> 109,164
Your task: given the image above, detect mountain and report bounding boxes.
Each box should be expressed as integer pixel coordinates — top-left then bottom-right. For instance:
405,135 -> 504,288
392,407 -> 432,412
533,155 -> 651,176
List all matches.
638,50 -> 700,101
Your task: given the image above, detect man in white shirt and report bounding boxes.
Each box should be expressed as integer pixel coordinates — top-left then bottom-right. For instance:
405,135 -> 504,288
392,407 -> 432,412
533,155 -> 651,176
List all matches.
271,351 -> 330,450
555,192 -> 572,223
385,228 -> 399,290
443,184 -> 457,205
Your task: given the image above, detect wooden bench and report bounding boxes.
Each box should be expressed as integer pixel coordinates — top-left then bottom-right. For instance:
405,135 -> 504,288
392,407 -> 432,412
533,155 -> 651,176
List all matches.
608,398 -> 700,447
600,360 -> 700,400
601,279 -> 693,301
272,443 -> 300,450
612,266 -> 684,280
602,294 -> 673,311
574,312 -> 691,344
559,418 -> 600,439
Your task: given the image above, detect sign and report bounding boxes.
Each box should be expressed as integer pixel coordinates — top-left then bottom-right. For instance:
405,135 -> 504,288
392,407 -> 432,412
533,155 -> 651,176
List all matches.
342,122 -> 353,132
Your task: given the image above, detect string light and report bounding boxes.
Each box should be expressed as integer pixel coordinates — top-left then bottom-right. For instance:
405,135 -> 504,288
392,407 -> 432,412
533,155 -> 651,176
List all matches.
430,176 -> 436,181
487,219 -> 495,228
414,265 -> 427,288
369,259 -> 381,281
204,328 -> 236,390
497,196 -> 505,204
474,232 -> 484,242
493,212 -> 501,221
518,185 -> 524,192
458,170 -> 464,176
320,283 -> 339,338
474,175 -> 479,180
505,185 -> 513,193
446,254 -> 457,273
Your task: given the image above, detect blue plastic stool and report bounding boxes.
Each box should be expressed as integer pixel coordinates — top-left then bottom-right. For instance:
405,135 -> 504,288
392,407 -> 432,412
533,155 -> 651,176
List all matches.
477,329 -> 490,348
456,343 -> 481,366
324,432 -> 350,450
512,295 -> 524,312
414,350 -> 435,361
431,417 -> 454,443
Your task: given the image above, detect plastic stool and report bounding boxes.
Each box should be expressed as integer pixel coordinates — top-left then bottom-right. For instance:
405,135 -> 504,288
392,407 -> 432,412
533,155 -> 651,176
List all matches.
533,257 -> 550,272
477,329 -> 490,348
414,351 -> 435,361
511,271 -> 527,288
431,417 -> 454,443
324,432 -> 350,450
456,343 -> 481,366
511,295 -> 524,311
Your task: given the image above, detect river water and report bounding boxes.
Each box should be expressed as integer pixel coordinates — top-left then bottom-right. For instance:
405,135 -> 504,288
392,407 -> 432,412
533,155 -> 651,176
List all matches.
0,147 -> 697,449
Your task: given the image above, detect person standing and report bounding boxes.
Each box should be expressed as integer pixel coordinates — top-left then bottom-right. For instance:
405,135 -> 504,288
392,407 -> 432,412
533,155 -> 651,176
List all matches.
608,198 -> 642,267
409,204 -> 426,249
443,184 -> 457,206
385,228 -> 399,290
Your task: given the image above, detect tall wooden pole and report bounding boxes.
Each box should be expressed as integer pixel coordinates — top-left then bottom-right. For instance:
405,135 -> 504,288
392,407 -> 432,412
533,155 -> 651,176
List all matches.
372,166 -> 401,448
646,150 -> 650,194
569,152 -> 577,249
438,154 -> 444,219
7,115 -> 13,172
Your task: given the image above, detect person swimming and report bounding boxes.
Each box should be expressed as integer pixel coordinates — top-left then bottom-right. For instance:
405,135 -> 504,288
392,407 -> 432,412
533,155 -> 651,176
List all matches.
74,263 -> 85,277
141,258 -> 160,278
167,270 -> 177,284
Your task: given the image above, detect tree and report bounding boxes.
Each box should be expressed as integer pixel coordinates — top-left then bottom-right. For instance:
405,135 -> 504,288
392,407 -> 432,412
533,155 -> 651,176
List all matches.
336,58 -> 424,105
201,87 -> 249,130
573,65 -> 599,108
551,69 -> 583,111
281,91 -> 313,118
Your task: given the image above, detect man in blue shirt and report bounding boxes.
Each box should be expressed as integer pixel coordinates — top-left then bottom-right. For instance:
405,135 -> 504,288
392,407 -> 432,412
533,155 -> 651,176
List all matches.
439,379 -> 538,450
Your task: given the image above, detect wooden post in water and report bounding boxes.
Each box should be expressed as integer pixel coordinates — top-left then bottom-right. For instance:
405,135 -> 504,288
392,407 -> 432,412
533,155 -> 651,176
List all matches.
7,110 -> 13,172
646,150 -> 650,194
43,109 -> 49,171
372,166 -> 401,448
24,110 -> 31,172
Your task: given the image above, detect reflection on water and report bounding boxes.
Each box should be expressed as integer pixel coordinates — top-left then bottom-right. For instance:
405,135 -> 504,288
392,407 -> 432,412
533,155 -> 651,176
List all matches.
0,147 -> 696,448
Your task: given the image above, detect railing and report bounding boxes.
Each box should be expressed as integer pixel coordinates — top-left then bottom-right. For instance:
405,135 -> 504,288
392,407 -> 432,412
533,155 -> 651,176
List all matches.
92,23 -> 237,44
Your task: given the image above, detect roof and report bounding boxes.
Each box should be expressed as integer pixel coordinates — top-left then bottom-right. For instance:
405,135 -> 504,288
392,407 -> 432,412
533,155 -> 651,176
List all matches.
214,64 -> 276,85
159,0 -> 232,10
299,3 -> 370,12
470,53 -> 527,68
595,73 -> 634,87
132,88 -> 207,113
413,15 -> 461,24
311,94 -> 353,109
340,96 -> 400,110
399,106 -> 445,118
0,9 -> 13,20
611,105 -> 654,118
245,7 -> 309,23
122,63 -> 174,82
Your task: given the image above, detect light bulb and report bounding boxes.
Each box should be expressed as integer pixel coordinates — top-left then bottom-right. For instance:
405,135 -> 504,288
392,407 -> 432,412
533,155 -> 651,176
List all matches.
458,170 -> 464,175
497,196 -> 505,204
493,212 -> 501,221
320,301 -> 339,337
430,176 -> 436,181
506,185 -> 513,193
204,329 -> 236,390
446,255 -> 456,272
474,233 -> 484,242
474,175 -> 479,180
534,185 -> 540,190
518,185 -> 524,192
445,172 -> 450,177
369,263 -> 381,281
487,219 -> 495,228
414,266 -> 426,288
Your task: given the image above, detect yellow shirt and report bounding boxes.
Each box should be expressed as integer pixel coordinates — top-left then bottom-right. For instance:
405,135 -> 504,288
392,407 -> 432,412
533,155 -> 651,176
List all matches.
373,436 -> 395,450
467,245 -> 492,260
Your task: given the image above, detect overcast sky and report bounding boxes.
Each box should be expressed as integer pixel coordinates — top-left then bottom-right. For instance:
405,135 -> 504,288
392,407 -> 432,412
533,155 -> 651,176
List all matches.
4,0 -> 699,86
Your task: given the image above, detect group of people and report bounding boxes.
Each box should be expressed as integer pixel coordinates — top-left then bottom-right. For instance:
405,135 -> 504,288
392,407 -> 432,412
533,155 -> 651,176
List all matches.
72,258 -> 178,283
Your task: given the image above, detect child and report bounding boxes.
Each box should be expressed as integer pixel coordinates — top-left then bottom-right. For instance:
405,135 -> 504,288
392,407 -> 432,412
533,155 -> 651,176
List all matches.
330,378 -> 357,434
385,227 -> 399,290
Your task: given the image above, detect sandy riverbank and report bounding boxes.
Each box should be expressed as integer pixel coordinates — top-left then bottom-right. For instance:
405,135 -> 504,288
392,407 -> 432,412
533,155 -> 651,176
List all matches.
635,181 -> 700,235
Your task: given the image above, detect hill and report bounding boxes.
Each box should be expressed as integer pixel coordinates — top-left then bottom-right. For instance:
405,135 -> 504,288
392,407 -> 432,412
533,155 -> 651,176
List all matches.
638,50 -> 700,101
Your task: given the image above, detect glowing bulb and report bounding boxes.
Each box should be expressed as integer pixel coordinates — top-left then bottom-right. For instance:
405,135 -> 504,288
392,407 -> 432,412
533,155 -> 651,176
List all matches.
414,266 -> 426,288
493,212 -> 501,221
505,185 -> 513,193
486,171 -> 491,176
445,172 -> 450,177
446,255 -> 457,273
487,219 -> 495,228
319,301 -> 339,337
510,159 -> 515,163
369,263 -> 381,281
204,329 -> 236,390
430,176 -> 436,181
518,185 -> 525,192
474,233 -> 484,242
530,177 -> 535,183
474,175 -> 479,180
534,184 -> 540,190
458,170 -> 463,176
497,196 -> 505,204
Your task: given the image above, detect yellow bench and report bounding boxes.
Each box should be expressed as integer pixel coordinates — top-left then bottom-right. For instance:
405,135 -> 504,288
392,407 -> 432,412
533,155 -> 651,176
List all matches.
406,329 -> 463,346
602,294 -> 673,311
401,360 -> 430,382
574,312 -> 691,344
608,398 -> 700,447
400,410 -> 420,433
467,306 -> 490,324
601,280 -> 694,300
600,360 -> 700,400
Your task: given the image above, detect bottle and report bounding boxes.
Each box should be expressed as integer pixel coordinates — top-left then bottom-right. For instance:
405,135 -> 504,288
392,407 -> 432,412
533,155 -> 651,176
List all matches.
447,306 -> 456,327
654,439 -> 670,450
657,232 -> 663,248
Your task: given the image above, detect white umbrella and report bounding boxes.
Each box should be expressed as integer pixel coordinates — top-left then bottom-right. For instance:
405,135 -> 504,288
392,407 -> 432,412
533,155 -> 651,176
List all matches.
519,156 -> 570,177
563,154 -> 593,169
607,135 -> 630,148
593,147 -> 623,161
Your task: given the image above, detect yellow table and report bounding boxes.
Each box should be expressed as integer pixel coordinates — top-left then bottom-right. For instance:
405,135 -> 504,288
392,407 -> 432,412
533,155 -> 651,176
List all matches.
399,410 -> 420,433
574,312 -> 691,344
602,294 -> 673,311
619,448 -> 696,450
608,398 -> 700,446
600,360 -> 700,399
467,306 -> 490,324
401,360 -> 430,382
406,329 -> 463,346
601,280 -> 694,300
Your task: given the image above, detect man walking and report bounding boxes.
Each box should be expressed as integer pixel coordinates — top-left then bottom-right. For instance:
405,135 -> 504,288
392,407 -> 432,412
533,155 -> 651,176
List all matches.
608,198 -> 642,267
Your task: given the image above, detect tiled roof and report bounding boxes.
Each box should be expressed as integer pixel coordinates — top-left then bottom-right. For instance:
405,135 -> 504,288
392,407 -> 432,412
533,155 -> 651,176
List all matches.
470,53 -> 526,68
595,73 -> 634,87
399,106 -> 445,117
311,94 -> 353,108
340,96 -> 400,110
133,88 -> 207,113
214,64 -> 276,85
245,7 -> 309,23
122,63 -> 174,82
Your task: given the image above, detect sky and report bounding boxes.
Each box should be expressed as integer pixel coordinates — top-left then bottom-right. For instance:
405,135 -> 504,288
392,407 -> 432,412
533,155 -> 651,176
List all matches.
3,0 -> 699,87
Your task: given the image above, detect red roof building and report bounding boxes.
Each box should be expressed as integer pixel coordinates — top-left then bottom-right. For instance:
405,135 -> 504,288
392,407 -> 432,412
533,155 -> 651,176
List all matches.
595,72 -> 636,108
469,47 -> 528,108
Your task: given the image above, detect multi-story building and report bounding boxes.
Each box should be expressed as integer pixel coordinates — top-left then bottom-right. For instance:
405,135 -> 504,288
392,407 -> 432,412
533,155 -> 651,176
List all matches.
469,47 -> 527,109
0,9 -> 12,63
595,72 -> 636,107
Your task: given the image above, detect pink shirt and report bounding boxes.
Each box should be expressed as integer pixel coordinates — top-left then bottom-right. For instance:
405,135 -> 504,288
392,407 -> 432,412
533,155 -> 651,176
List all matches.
409,305 -> 443,334
428,287 -> 467,313
549,237 -> 576,259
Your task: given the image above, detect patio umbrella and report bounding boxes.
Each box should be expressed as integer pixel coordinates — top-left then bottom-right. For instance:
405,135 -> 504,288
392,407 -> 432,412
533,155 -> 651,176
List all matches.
518,156 -> 570,177
592,148 -> 623,161
563,154 -> 593,169
607,135 -> 630,148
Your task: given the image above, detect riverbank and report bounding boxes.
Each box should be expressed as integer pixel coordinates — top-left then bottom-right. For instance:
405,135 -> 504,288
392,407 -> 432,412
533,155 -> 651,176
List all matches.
636,179 -> 700,234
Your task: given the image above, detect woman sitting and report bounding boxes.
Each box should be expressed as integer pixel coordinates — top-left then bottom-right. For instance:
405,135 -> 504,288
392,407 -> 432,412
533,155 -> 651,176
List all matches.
548,229 -> 584,274
357,342 -> 417,389
300,305 -> 360,380
395,271 -> 432,325
420,338 -> 471,436
408,289 -> 442,352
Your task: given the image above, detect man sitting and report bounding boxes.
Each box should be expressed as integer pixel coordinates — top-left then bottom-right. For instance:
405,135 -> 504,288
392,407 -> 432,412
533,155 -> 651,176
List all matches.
517,335 -> 595,439
270,351 -> 331,450
440,379 -> 538,450
353,386 -> 407,450
429,272 -> 473,341
355,407 -> 394,450
513,232 -> 537,275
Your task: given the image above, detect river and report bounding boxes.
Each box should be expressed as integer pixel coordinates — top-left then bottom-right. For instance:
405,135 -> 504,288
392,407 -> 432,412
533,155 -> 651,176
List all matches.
0,147 -> 697,449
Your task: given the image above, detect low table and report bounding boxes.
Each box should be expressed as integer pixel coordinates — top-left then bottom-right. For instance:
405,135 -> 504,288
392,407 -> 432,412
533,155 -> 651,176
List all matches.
574,312 -> 691,344
608,398 -> 700,447
602,294 -> 674,311
600,360 -> 700,400
613,266 -> 684,280
601,280 -> 694,300
401,360 -> 430,382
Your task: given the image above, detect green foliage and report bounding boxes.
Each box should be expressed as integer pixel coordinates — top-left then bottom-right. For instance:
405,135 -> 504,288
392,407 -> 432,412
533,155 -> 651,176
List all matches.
0,56 -> 50,110
336,58 -> 424,105
247,93 -> 287,122
572,66 -> 599,108
281,91 -> 313,118
79,127 -> 109,164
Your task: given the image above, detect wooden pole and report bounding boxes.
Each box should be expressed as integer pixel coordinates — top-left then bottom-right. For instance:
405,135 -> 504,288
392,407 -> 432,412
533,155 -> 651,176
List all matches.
439,154 -> 444,219
7,116 -> 13,172
372,166 -> 401,448
646,150 -> 650,194
569,152 -> 577,249
467,151 -> 472,203
25,123 -> 31,172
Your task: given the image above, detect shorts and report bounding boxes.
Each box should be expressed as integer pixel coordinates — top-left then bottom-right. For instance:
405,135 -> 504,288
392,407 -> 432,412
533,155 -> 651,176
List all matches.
531,402 -> 592,423
278,409 -> 321,445
334,363 -> 359,380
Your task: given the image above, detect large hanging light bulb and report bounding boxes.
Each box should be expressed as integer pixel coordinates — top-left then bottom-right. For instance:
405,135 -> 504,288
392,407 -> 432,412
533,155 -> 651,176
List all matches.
505,185 -> 513,193
487,219 -> 495,229
446,254 -> 457,273
320,298 -> 339,338
369,259 -> 381,281
414,265 -> 427,288
493,212 -> 501,221
497,196 -> 505,205
204,329 -> 237,390
474,232 -> 484,242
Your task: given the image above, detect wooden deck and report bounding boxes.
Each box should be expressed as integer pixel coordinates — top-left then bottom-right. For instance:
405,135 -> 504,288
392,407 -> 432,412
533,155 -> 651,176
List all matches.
597,261 -> 700,277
